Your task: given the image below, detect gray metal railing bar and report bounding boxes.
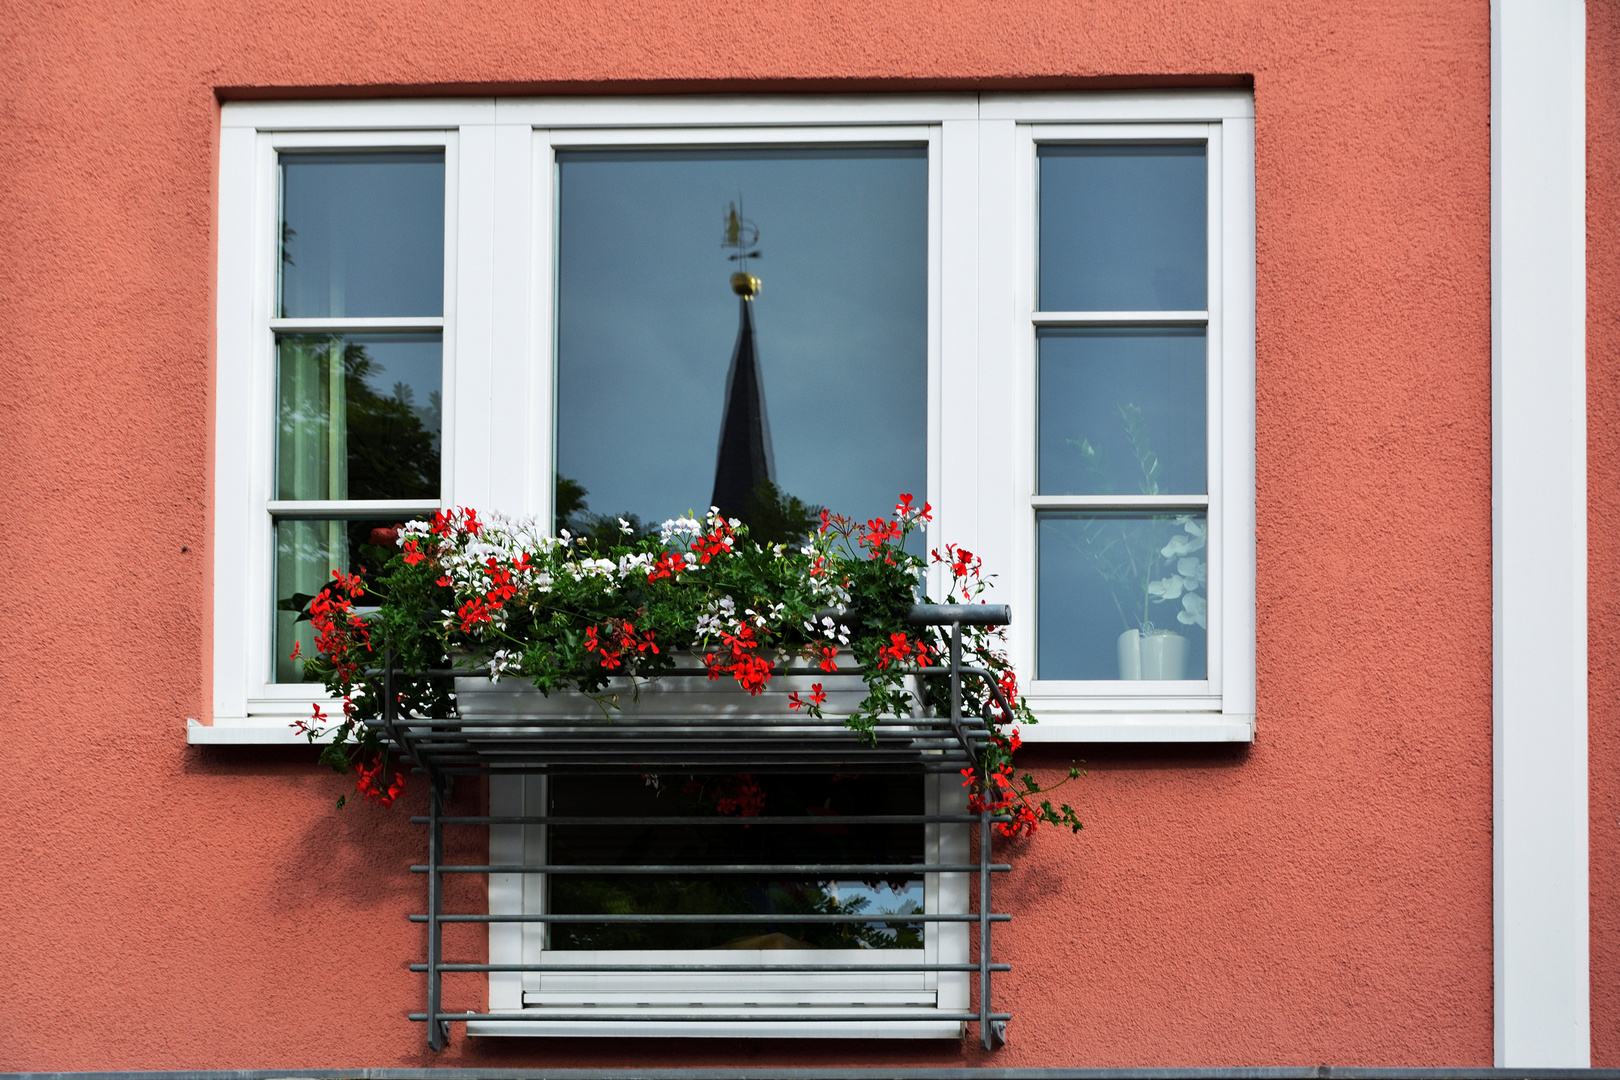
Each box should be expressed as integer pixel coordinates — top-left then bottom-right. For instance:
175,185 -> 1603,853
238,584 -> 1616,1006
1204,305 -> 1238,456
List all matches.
413,814 -> 1009,826
412,962 -> 1010,973
410,1011 -> 1012,1024
411,913 -> 1008,924
413,863 -> 1010,875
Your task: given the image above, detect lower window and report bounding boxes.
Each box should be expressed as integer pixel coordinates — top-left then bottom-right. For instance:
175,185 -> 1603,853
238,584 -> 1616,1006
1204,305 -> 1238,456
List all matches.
484,773 -> 970,1038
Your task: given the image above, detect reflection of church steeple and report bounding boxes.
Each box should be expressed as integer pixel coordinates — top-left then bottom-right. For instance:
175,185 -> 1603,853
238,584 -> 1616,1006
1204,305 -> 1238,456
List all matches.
711,201 -> 775,519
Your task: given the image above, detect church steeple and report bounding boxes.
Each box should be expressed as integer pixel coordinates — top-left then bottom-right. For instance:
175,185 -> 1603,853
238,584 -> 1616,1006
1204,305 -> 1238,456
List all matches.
710,201 -> 775,520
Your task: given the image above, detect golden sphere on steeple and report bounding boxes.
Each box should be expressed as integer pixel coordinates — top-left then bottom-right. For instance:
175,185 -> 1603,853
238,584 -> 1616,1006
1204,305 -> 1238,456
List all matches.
723,199 -> 762,299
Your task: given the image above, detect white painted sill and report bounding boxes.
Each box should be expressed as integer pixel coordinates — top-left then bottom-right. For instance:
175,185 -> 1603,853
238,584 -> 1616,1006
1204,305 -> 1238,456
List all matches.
190,711 -> 1254,745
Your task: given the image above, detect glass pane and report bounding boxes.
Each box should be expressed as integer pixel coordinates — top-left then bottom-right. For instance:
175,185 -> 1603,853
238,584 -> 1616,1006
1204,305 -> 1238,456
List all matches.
279,151 -> 444,318
276,333 -> 441,501
548,773 -> 924,950
1038,327 -> 1206,496
1039,144 -> 1206,312
1038,511 -> 1208,681
274,517 -> 414,683
555,147 -> 926,543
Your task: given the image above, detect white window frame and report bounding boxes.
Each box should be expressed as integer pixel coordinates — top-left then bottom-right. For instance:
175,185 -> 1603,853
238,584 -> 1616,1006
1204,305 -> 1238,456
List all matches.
202,91 -> 1254,746
199,91 -> 1255,1037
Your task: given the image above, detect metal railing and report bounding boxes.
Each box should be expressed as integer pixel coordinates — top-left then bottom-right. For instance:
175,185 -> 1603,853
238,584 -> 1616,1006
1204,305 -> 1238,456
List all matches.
374,604 -> 1015,1051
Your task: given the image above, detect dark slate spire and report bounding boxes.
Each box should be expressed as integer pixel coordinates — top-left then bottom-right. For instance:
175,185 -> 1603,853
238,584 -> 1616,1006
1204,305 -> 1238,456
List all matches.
710,200 -> 774,520
710,292 -> 775,519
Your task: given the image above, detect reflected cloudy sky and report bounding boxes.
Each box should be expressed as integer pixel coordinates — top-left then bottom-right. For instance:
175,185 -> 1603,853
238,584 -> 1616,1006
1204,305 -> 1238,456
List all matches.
555,147 -> 928,529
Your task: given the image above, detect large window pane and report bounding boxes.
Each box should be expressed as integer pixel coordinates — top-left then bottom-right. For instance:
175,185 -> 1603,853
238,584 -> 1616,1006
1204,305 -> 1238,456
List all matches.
548,773 -> 924,951
276,333 -> 441,501
555,147 -> 927,541
1038,144 -> 1206,312
274,517 -> 413,683
1038,328 -> 1206,496
1039,511 -> 1208,681
279,151 -> 444,318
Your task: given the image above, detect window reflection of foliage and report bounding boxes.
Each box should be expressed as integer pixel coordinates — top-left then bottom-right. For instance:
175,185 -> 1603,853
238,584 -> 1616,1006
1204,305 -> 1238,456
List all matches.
341,340 -> 440,500
554,473 -> 822,551
553,473 -> 650,550
740,479 -> 823,547
280,335 -> 441,501
548,772 -> 924,951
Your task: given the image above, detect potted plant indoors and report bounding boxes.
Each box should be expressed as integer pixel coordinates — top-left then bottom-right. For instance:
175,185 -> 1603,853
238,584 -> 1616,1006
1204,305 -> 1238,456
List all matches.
292,495 -> 1083,837
1062,404 -> 1209,680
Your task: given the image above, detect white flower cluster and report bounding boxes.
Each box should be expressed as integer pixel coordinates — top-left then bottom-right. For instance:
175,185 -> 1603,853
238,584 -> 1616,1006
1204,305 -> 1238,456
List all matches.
694,595 -> 739,642
802,613 -> 851,646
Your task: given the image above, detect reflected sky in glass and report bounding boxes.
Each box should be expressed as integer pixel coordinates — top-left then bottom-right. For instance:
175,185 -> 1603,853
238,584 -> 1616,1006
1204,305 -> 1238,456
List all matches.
555,148 -> 927,529
1039,144 -> 1206,312
1038,328 -> 1206,496
279,151 -> 444,318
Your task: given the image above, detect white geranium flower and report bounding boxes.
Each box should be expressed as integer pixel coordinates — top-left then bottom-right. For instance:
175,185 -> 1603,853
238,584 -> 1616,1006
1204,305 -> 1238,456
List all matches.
1178,592 -> 1207,629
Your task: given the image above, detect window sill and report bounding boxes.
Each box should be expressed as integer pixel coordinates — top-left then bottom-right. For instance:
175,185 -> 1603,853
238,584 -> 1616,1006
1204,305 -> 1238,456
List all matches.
465,1011 -> 965,1040
188,718 -> 331,744
1018,711 -> 1254,743
189,713 -> 1254,745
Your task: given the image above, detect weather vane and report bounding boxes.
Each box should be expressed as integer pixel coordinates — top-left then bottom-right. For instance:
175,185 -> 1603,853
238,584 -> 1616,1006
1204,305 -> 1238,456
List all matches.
722,198 -> 762,298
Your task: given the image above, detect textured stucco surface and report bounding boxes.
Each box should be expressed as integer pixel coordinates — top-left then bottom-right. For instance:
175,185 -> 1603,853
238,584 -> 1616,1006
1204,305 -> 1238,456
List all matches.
0,0 -> 1500,1069
1592,1 -> 1620,1067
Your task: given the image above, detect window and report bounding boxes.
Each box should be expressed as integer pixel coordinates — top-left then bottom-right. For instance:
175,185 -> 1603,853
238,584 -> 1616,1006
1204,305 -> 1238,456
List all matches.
206,92 -> 1253,1034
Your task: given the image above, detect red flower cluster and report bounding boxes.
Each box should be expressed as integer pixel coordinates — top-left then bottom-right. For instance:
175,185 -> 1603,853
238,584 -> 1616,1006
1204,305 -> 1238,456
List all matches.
308,570 -> 371,683
876,631 -> 931,670
817,644 -> 840,673
787,683 -> 828,712
861,516 -> 903,554
703,624 -> 772,694
933,542 -> 982,581
714,774 -> 766,818
584,619 -> 659,671
354,758 -> 406,807
692,522 -> 735,564
961,751 -> 1040,838
893,493 -> 933,522
646,551 -> 684,583
456,555 -> 525,632
430,506 -> 482,538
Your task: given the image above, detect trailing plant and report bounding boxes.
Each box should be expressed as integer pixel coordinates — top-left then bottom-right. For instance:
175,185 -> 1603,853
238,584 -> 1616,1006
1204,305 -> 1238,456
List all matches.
293,496 -> 1083,836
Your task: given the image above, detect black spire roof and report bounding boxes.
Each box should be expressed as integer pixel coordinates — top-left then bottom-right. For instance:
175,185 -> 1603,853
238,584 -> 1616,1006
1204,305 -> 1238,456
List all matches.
710,294 -> 775,519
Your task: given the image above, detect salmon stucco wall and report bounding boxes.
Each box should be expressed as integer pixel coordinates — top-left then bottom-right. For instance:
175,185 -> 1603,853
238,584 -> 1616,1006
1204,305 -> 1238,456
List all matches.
1592,1 -> 1620,1066
0,0 -> 1501,1070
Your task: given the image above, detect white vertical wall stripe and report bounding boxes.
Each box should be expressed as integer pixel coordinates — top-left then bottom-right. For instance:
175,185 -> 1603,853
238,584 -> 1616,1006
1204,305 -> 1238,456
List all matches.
1492,0 -> 1590,1065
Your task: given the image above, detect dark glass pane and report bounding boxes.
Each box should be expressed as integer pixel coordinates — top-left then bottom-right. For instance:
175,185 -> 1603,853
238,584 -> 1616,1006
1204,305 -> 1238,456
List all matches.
555,148 -> 926,543
548,773 -> 925,950
276,333 -> 441,501
279,151 -> 444,318
1039,511 -> 1208,681
273,516 -> 418,683
1038,328 -> 1206,496
1039,144 -> 1206,311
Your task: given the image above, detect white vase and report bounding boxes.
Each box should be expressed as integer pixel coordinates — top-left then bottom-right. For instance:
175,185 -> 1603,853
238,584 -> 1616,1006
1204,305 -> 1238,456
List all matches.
1116,629 -> 1189,681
